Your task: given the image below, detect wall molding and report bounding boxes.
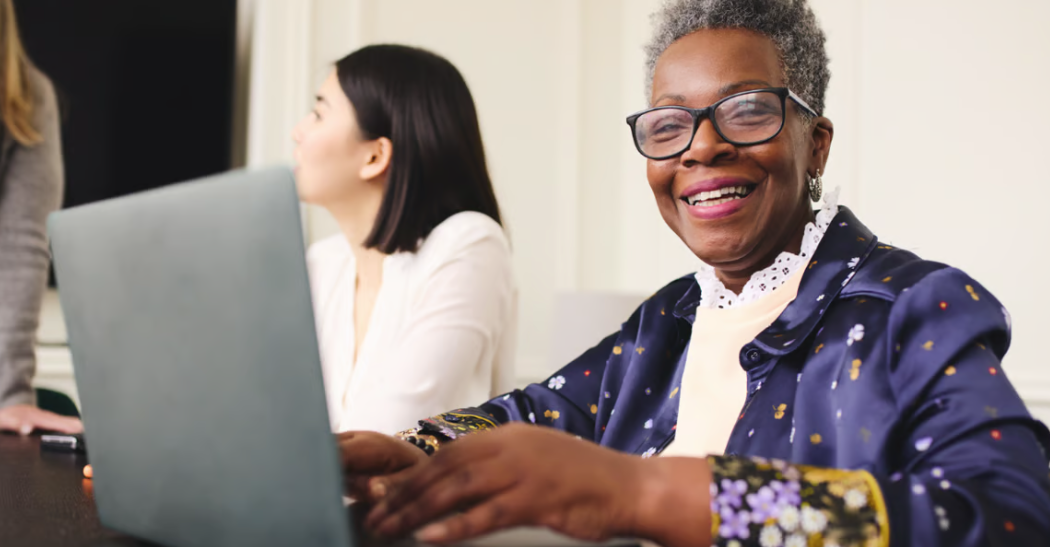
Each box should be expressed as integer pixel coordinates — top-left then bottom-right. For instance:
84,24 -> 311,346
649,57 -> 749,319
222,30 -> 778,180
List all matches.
32,346 -> 558,411
33,346 -> 79,408
34,344 -> 1050,425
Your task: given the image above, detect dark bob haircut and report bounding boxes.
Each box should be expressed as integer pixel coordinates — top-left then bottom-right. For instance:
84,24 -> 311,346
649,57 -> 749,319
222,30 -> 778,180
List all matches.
335,44 -> 502,254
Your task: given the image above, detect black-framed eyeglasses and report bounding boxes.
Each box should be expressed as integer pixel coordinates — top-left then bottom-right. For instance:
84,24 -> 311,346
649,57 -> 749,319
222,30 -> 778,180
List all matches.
625,87 -> 819,160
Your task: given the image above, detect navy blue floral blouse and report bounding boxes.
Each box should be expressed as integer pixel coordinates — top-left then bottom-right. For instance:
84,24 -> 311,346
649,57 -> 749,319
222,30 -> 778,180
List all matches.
411,207 -> 1050,547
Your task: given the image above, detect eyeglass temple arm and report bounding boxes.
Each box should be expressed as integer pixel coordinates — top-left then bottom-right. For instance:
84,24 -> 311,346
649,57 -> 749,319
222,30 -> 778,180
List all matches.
787,90 -> 819,117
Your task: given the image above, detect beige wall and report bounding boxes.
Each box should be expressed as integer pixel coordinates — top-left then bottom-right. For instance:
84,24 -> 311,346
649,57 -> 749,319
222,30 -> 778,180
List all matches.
236,0 -> 1050,418
245,0 -> 679,378
35,0 -> 1050,419
810,0 -> 1050,417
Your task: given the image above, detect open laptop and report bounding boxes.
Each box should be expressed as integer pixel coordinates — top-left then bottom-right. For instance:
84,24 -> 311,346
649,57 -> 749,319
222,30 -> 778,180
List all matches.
49,167 -> 630,547
50,166 -> 354,547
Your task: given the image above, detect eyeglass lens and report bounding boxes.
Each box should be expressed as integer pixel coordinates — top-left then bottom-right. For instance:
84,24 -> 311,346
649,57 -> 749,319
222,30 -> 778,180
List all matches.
633,90 -> 784,158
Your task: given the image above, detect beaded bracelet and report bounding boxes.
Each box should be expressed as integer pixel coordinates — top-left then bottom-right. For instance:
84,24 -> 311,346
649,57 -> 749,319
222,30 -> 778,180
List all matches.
402,435 -> 438,455
395,427 -> 441,455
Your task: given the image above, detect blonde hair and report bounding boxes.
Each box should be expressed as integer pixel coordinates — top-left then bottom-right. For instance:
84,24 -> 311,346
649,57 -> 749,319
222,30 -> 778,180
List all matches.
0,0 -> 39,145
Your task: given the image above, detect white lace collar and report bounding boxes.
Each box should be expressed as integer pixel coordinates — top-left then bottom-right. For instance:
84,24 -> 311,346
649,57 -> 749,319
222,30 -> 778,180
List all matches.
694,187 -> 840,310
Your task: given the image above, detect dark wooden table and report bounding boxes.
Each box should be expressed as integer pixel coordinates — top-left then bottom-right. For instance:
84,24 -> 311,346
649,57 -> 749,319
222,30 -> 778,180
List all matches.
0,433 -> 153,547
0,435 -> 420,547
0,433 -> 634,547
0,433 -> 388,547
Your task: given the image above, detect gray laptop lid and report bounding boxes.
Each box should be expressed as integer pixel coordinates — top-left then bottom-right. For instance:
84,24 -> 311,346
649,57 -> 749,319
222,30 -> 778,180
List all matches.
49,167 -> 352,547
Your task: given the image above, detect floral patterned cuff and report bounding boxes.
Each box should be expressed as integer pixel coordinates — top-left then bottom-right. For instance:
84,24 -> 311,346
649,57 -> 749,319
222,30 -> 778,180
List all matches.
418,408 -> 499,442
707,455 -> 888,547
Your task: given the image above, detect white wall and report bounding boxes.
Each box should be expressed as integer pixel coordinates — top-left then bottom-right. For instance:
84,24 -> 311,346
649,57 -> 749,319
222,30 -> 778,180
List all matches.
306,0 -> 1050,416
245,0 -> 684,380
244,0 -> 683,380
808,0 -> 1050,419
39,0 -> 1050,421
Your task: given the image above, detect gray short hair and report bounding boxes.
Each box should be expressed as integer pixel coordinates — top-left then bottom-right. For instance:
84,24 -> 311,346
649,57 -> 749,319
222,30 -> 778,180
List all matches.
644,0 -> 830,116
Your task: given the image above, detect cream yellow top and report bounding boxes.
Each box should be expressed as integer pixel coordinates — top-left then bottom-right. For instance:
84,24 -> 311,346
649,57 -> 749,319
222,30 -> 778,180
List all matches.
661,264 -> 806,458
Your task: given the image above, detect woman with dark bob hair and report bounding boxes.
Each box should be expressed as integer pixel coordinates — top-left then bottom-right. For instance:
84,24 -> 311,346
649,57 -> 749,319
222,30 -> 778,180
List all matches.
333,3 -> 1050,546
293,45 -> 515,435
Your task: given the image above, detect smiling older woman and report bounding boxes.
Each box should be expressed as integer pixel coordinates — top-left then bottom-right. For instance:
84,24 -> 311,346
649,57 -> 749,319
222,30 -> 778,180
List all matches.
334,1 -> 1050,546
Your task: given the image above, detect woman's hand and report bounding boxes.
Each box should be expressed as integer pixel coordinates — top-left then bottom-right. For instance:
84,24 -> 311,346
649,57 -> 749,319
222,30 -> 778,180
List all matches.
0,404 -> 82,435
336,430 -> 429,500
362,423 -> 712,546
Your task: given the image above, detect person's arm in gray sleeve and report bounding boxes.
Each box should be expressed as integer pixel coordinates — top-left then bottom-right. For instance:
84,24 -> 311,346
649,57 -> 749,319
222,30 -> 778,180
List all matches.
0,70 -> 63,410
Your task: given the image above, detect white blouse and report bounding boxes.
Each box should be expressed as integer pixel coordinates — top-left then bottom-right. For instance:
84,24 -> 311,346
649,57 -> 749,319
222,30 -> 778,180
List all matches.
306,211 -> 517,434
694,187 -> 840,309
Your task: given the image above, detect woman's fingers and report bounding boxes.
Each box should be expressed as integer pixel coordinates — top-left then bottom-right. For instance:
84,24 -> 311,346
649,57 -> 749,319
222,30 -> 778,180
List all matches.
345,473 -> 377,499
359,425 -> 642,544
31,412 -> 83,434
352,466 -> 415,503
337,432 -> 422,476
0,405 -> 83,434
0,410 -> 22,433
414,491 -> 527,544
370,456 -> 517,537
366,436 -> 499,528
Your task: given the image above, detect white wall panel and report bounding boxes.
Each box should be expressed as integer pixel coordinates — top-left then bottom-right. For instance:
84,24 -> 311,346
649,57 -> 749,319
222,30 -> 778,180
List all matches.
38,1 -> 1050,417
